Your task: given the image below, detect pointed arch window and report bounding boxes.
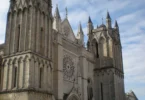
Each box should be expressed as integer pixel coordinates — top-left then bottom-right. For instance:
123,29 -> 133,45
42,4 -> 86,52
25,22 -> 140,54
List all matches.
100,38 -> 107,57
101,83 -> 104,100
96,42 -> 99,58
92,39 -> 99,58
17,24 -> 21,52
40,27 -> 43,52
39,67 -> 44,88
13,66 -> 17,88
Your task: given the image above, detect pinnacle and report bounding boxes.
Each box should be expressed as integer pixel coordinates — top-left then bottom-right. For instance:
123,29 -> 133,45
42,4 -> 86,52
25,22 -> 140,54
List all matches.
78,22 -> 83,33
88,16 -> 92,23
106,11 -> 111,19
115,20 -> 119,28
54,4 -> 61,18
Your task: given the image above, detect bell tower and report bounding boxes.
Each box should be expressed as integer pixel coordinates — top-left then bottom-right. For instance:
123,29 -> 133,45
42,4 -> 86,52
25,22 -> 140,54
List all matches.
0,0 -> 54,100
87,12 -> 125,100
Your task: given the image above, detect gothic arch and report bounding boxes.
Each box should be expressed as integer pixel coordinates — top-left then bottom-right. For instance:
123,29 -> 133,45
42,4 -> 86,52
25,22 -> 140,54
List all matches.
40,60 -> 44,68
30,55 -> 36,62
3,59 -> 8,66
108,38 -> 113,58
24,55 -> 29,62
36,57 -> 40,64
99,37 -> 107,57
67,93 -> 80,100
92,39 -> 99,58
49,62 -> 53,69
17,8 -> 23,13
13,58 -> 18,64
18,57 -> 23,63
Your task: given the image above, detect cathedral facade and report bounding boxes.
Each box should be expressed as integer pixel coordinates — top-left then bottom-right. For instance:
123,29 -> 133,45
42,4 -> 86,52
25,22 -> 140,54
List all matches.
0,0 -> 126,100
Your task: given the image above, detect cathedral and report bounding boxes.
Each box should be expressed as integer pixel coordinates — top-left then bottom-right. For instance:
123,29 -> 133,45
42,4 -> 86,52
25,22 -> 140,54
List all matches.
0,0 -> 129,100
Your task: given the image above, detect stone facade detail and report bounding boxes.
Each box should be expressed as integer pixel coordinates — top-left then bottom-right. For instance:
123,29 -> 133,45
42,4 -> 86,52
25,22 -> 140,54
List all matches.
63,55 -> 75,81
0,1 -> 134,100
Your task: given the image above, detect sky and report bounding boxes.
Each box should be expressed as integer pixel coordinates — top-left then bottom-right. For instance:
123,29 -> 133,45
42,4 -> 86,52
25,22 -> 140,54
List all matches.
0,0 -> 145,99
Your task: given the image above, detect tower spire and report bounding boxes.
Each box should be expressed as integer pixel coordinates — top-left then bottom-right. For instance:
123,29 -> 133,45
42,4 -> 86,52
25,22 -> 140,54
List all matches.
77,22 -> 84,45
53,4 -> 61,32
78,22 -> 83,33
88,16 -> 92,23
87,16 -> 93,35
114,20 -> 119,28
106,11 -> 111,19
106,11 -> 112,28
54,4 -> 61,19
65,7 -> 68,18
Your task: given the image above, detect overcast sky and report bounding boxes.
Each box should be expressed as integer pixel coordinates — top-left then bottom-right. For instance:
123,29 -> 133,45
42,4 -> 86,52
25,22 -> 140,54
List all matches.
0,0 -> 145,99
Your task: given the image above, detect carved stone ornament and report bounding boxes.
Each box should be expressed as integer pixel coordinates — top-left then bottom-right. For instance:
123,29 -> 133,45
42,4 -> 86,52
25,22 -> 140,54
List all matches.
63,55 -> 75,80
64,26 -> 70,36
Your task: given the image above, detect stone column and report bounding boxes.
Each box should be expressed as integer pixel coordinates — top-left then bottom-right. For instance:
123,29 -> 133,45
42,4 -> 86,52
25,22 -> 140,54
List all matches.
44,15 -> 48,56
53,34 -> 63,99
25,8 -> 30,51
10,11 -> 17,54
50,18 -> 53,59
36,10 -> 40,53
31,7 -> 36,51
44,64 -> 47,90
34,60 -> 39,89
3,62 -> 8,90
14,10 -> 22,52
6,62 -> 10,90
28,7 -> 33,50
18,10 -> 23,52
29,57 -> 35,88
81,56 -> 88,100
24,57 -> 30,88
5,13 -> 12,55
48,17 -> 52,59
17,60 -> 21,89
47,66 -> 50,90
18,58 -> 24,88
47,17 -> 50,58
23,8 -> 27,51
42,13 -> 45,55
8,60 -> 12,90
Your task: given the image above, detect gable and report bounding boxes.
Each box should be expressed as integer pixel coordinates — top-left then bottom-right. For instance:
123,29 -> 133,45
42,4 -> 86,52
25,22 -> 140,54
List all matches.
62,18 -> 76,42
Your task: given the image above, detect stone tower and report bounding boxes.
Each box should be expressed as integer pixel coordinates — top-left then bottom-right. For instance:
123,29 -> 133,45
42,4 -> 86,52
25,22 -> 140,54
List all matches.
87,13 -> 125,100
0,0 -> 54,100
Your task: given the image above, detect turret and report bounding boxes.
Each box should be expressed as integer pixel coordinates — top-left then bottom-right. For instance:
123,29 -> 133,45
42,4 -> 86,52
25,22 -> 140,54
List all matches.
106,11 -> 112,29
77,23 -> 84,45
53,5 -> 61,32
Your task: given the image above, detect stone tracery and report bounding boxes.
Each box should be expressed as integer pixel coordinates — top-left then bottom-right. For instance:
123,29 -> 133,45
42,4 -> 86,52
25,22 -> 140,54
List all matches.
63,55 -> 75,81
